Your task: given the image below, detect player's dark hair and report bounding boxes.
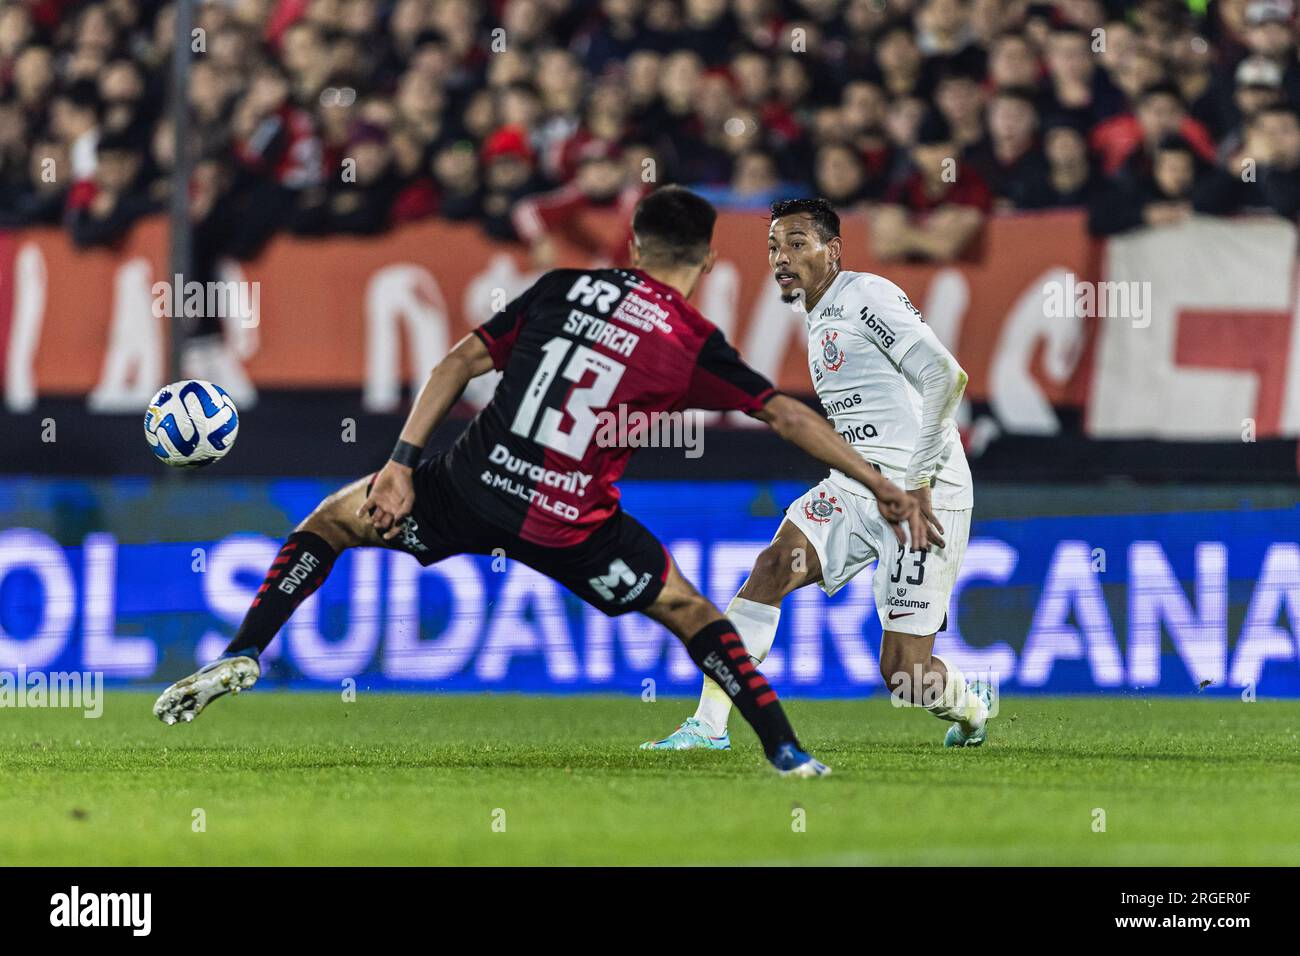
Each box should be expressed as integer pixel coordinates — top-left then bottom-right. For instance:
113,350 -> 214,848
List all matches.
631,185 -> 717,266
770,197 -> 841,240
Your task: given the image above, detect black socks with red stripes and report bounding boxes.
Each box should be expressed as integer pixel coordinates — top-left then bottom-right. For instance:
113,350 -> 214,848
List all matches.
685,619 -> 799,758
224,531 -> 338,658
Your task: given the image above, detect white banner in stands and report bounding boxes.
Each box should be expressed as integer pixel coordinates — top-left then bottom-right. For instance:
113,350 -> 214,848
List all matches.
1089,215 -> 1300,440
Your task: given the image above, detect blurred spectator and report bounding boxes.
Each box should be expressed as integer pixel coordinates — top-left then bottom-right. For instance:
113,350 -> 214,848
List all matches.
934,66 -> 987,156
575,0 -> 644,74
51,79 -> 100,182
1092,82 -> 1217,176
294,121 -> 400,235
729,148 -> 783,203
1217,56 -> 1286,162
98,58 -> 149,140
1230,103 -> 1300,216
227,62 -> 322,256
916,0 -> 980,61
987,32 -> 1041,90
814,141 -> 881,209
1239,0 -> 1300,104
0,93 -> 26,194
872,111 -> 990,262
12,45 -> 55,114
876,21 -> 930,99
432,140 -> 483,221
480,124 -> 546,241
68,129 -> 158,247
1041,26 -> 1125,127
1019,114 -> 1102,209
0,133 -> 66,226
512,138 -> 644,266
1089,133 -> 1236,234
975,87 -> 1050,208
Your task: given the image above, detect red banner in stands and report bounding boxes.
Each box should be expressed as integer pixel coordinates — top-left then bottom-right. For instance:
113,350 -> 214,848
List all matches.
0,210 -> 1098,417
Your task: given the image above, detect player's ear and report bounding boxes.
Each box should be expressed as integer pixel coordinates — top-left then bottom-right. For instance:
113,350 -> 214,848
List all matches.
627,238 -> 640,266
827,235 -> 843,265
702,246 -> 717,274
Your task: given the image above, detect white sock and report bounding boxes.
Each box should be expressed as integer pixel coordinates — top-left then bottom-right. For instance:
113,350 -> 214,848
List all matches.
925,654 -> 988,734
694,597 -> 781,735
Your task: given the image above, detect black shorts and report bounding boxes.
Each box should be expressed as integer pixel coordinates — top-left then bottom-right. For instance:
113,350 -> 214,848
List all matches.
373,456 -> 670,617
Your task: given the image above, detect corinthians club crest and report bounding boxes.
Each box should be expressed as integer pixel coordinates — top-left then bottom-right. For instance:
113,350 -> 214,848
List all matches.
820,330 -> 845,372
802,490 -> 843,524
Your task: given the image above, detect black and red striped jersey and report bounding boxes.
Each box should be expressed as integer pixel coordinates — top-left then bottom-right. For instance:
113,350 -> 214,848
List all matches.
443,268 -> 777,545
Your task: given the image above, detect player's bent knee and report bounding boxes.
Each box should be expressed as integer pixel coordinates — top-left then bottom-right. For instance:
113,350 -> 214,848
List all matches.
880,637 -> 940,704
739,543 -> 804,603
646,579 -> 721,641
298,485 -> 369,551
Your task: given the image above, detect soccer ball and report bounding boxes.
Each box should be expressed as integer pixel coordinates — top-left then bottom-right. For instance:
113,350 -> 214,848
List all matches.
143,380 -> 240,468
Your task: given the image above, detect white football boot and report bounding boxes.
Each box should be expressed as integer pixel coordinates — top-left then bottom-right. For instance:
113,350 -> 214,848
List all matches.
943,680 -> 995,748
153,656 -> 260,725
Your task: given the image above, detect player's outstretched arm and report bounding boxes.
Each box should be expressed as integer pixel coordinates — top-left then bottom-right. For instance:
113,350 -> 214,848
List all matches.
898,331 -> 968,543
752,394 -> 934,549
358,333 -> 495,539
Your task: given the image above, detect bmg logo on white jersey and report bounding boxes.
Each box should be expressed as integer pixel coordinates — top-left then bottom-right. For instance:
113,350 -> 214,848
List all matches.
860,308 -> 897,349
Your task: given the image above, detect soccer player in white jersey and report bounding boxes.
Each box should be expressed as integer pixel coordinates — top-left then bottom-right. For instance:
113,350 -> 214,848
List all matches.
643,197 -> 993,752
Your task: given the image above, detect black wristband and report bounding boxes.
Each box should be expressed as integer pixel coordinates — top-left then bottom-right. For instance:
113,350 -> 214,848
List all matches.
390,440 -> 422,468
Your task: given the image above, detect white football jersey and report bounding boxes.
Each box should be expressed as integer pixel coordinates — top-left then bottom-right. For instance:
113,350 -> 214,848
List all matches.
803,269 -> 973,510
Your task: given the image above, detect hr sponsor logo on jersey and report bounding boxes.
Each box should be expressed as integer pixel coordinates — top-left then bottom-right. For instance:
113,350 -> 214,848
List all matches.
860,309 -> 897,349
565,274 -> 622,312
820,330 -> 846,372
487,444 -> 593,495
802,490 -> 843,524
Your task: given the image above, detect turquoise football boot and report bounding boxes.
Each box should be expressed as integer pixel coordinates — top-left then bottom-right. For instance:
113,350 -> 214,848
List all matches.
640,717 -> 731,751
943,680 -> 995,748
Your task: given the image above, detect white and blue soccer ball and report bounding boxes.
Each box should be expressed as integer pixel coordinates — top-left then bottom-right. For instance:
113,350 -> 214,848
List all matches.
143,380 -> 240,468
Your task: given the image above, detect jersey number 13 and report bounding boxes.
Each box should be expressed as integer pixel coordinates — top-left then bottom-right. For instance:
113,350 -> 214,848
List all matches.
511,336 -> 627,458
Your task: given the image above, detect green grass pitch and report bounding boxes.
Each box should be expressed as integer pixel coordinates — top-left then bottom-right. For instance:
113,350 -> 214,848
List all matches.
3,692 -> 1299,865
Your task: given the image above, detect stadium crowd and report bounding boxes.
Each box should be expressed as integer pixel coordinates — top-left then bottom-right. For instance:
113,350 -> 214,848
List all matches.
2,0 -> 1300,269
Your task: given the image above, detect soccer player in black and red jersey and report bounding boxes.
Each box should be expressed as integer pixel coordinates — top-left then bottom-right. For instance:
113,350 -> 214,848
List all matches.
153,186 -> 927,776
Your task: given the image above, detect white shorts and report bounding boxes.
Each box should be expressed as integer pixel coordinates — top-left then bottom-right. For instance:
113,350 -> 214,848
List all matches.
784,476 -> 971,637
